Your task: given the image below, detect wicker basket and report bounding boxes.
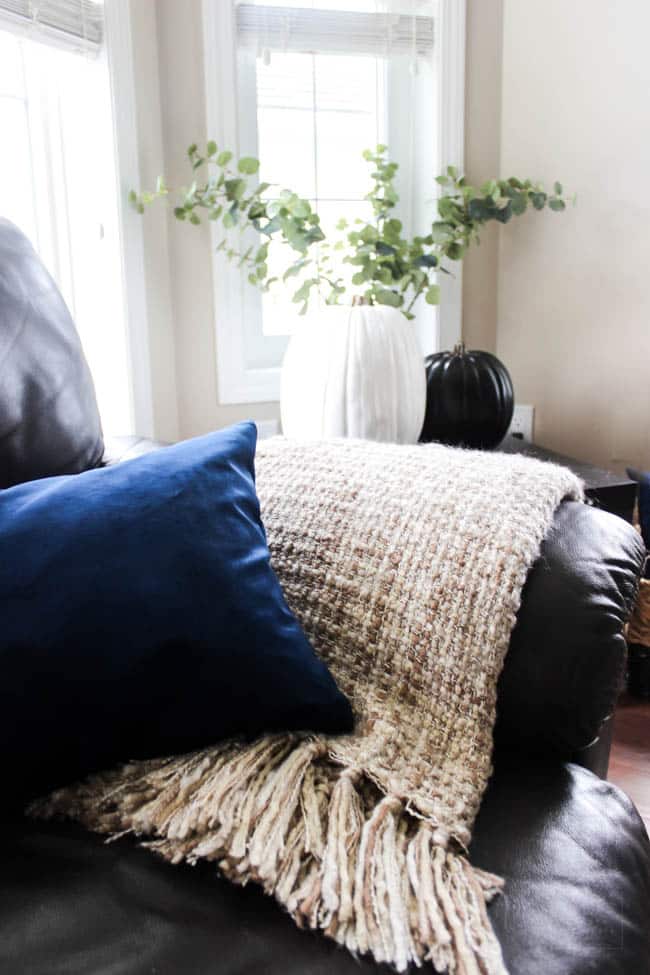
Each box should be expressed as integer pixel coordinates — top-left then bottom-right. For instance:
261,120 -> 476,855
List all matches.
628,577 -> 650,698
629,578 -> 650,644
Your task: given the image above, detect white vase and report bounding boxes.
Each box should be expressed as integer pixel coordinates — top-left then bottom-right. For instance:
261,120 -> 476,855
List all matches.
280,304 -> 426,443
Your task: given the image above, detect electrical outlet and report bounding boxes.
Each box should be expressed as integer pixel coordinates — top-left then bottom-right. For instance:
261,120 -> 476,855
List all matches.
509,404 -> 535,443
255,419 -> 279,440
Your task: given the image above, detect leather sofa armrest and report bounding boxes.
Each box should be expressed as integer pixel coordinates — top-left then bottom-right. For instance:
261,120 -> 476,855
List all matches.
496,500 -> 645,761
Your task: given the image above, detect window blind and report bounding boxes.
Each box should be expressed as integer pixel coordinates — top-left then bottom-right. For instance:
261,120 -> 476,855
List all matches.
236,3 -> 434,58
0,0 -> 103,56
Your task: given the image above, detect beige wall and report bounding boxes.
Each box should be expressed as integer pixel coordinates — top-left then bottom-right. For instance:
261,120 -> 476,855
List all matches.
133,0 -> 650,470
131,0 -> 280,442
496,0 -> 650,471
129,0 -> 179,441
462,0 -> 502,353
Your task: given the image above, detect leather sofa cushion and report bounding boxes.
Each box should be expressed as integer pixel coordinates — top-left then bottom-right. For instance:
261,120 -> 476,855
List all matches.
2,761 -> 647,975
0,219 -> 103,488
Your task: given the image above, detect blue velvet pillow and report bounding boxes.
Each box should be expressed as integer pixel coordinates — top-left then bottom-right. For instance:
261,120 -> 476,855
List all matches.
0,422 -> 352,801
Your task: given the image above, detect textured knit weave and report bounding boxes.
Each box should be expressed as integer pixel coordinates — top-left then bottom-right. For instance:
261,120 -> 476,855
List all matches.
32,438 -> 582,974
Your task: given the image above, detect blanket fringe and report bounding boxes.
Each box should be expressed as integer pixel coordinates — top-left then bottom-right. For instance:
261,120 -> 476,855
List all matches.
30,735 -> 507,974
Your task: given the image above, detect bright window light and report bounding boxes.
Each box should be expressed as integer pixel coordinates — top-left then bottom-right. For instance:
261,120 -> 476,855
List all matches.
0,27 -> 133,437
233,0 -> 437,368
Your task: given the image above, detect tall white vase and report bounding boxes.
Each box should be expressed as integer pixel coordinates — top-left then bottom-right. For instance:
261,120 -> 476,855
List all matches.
280,304 -> 426,443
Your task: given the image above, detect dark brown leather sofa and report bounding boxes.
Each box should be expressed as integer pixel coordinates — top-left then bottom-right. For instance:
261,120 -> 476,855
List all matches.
1,218 -> 649,975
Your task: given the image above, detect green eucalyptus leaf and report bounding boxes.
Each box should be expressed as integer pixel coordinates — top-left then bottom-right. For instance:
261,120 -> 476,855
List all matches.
289,197 -> 311,218
429,222 -> 455,244
248,201 -> 266,220
206,140 -> 218,156
468,198 -> 492,222
283,259 -> 307,281
292,278 -> 318,305
554,181 -> 563,196
445,242 -> 466,261
304,226 -> 325,244
375,266 -> 393,285
238,156 -> 260,174
224,178 -> 246,201
375,288 -> 402,307
376,241 -> 396,256
359,225 -> 378,244
511,192 -> 528,216
549,197 -> 566,211
414,253 -> 438,268
216,150 -> 233,167
222,208 -> 237,229
438,196 -> 460,221
260,215 -> 281,235
495,201 -> 513,223
425,285 -> 441,305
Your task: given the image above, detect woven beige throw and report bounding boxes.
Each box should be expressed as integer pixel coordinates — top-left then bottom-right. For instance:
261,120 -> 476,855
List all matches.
32,438 -> 582,974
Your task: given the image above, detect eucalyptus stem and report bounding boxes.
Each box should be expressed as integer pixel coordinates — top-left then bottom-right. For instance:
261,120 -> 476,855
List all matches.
130,142 -> 571,319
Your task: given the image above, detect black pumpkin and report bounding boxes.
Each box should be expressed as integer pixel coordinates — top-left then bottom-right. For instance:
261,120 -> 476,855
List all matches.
420,344 -> 514,449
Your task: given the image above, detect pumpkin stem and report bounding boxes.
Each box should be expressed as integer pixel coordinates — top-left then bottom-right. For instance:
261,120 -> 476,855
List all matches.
352,295 -> 374,306
452,342 -> 466,355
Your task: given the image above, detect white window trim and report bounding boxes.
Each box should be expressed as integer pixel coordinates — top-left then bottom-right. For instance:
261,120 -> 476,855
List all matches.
103,0 -> 155,436
435,0 -> 465,352
202,0 -> 466,406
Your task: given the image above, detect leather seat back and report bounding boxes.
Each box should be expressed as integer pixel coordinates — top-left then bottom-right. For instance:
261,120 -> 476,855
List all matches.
0,219 -> 103,488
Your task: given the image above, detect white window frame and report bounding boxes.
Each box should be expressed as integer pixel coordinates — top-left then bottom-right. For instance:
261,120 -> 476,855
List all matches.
202,0 -> 466,406
102,0 -> 155,437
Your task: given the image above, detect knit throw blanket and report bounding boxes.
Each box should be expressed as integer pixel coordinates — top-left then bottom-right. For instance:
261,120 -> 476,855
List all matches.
32,439 -> 582,974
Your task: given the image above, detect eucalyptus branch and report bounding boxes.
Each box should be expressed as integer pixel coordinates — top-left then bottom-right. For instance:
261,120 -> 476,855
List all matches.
130,141 -> 572,319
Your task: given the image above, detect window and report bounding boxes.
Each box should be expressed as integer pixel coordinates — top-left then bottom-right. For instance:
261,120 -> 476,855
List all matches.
0,1 -> 134,436
203,0 -> 465,404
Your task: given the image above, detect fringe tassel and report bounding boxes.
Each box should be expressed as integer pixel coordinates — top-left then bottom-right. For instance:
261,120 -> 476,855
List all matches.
30,738 -> 507,975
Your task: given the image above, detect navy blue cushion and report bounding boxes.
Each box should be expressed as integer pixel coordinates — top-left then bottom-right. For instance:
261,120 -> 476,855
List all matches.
0,422 -> 353,802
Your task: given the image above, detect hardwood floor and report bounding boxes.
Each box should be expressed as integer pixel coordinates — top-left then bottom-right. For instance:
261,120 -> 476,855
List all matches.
609,693 -> 650,832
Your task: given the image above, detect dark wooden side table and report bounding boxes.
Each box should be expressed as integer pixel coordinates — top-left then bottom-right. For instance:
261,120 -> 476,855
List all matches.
499,435 -> 637,524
